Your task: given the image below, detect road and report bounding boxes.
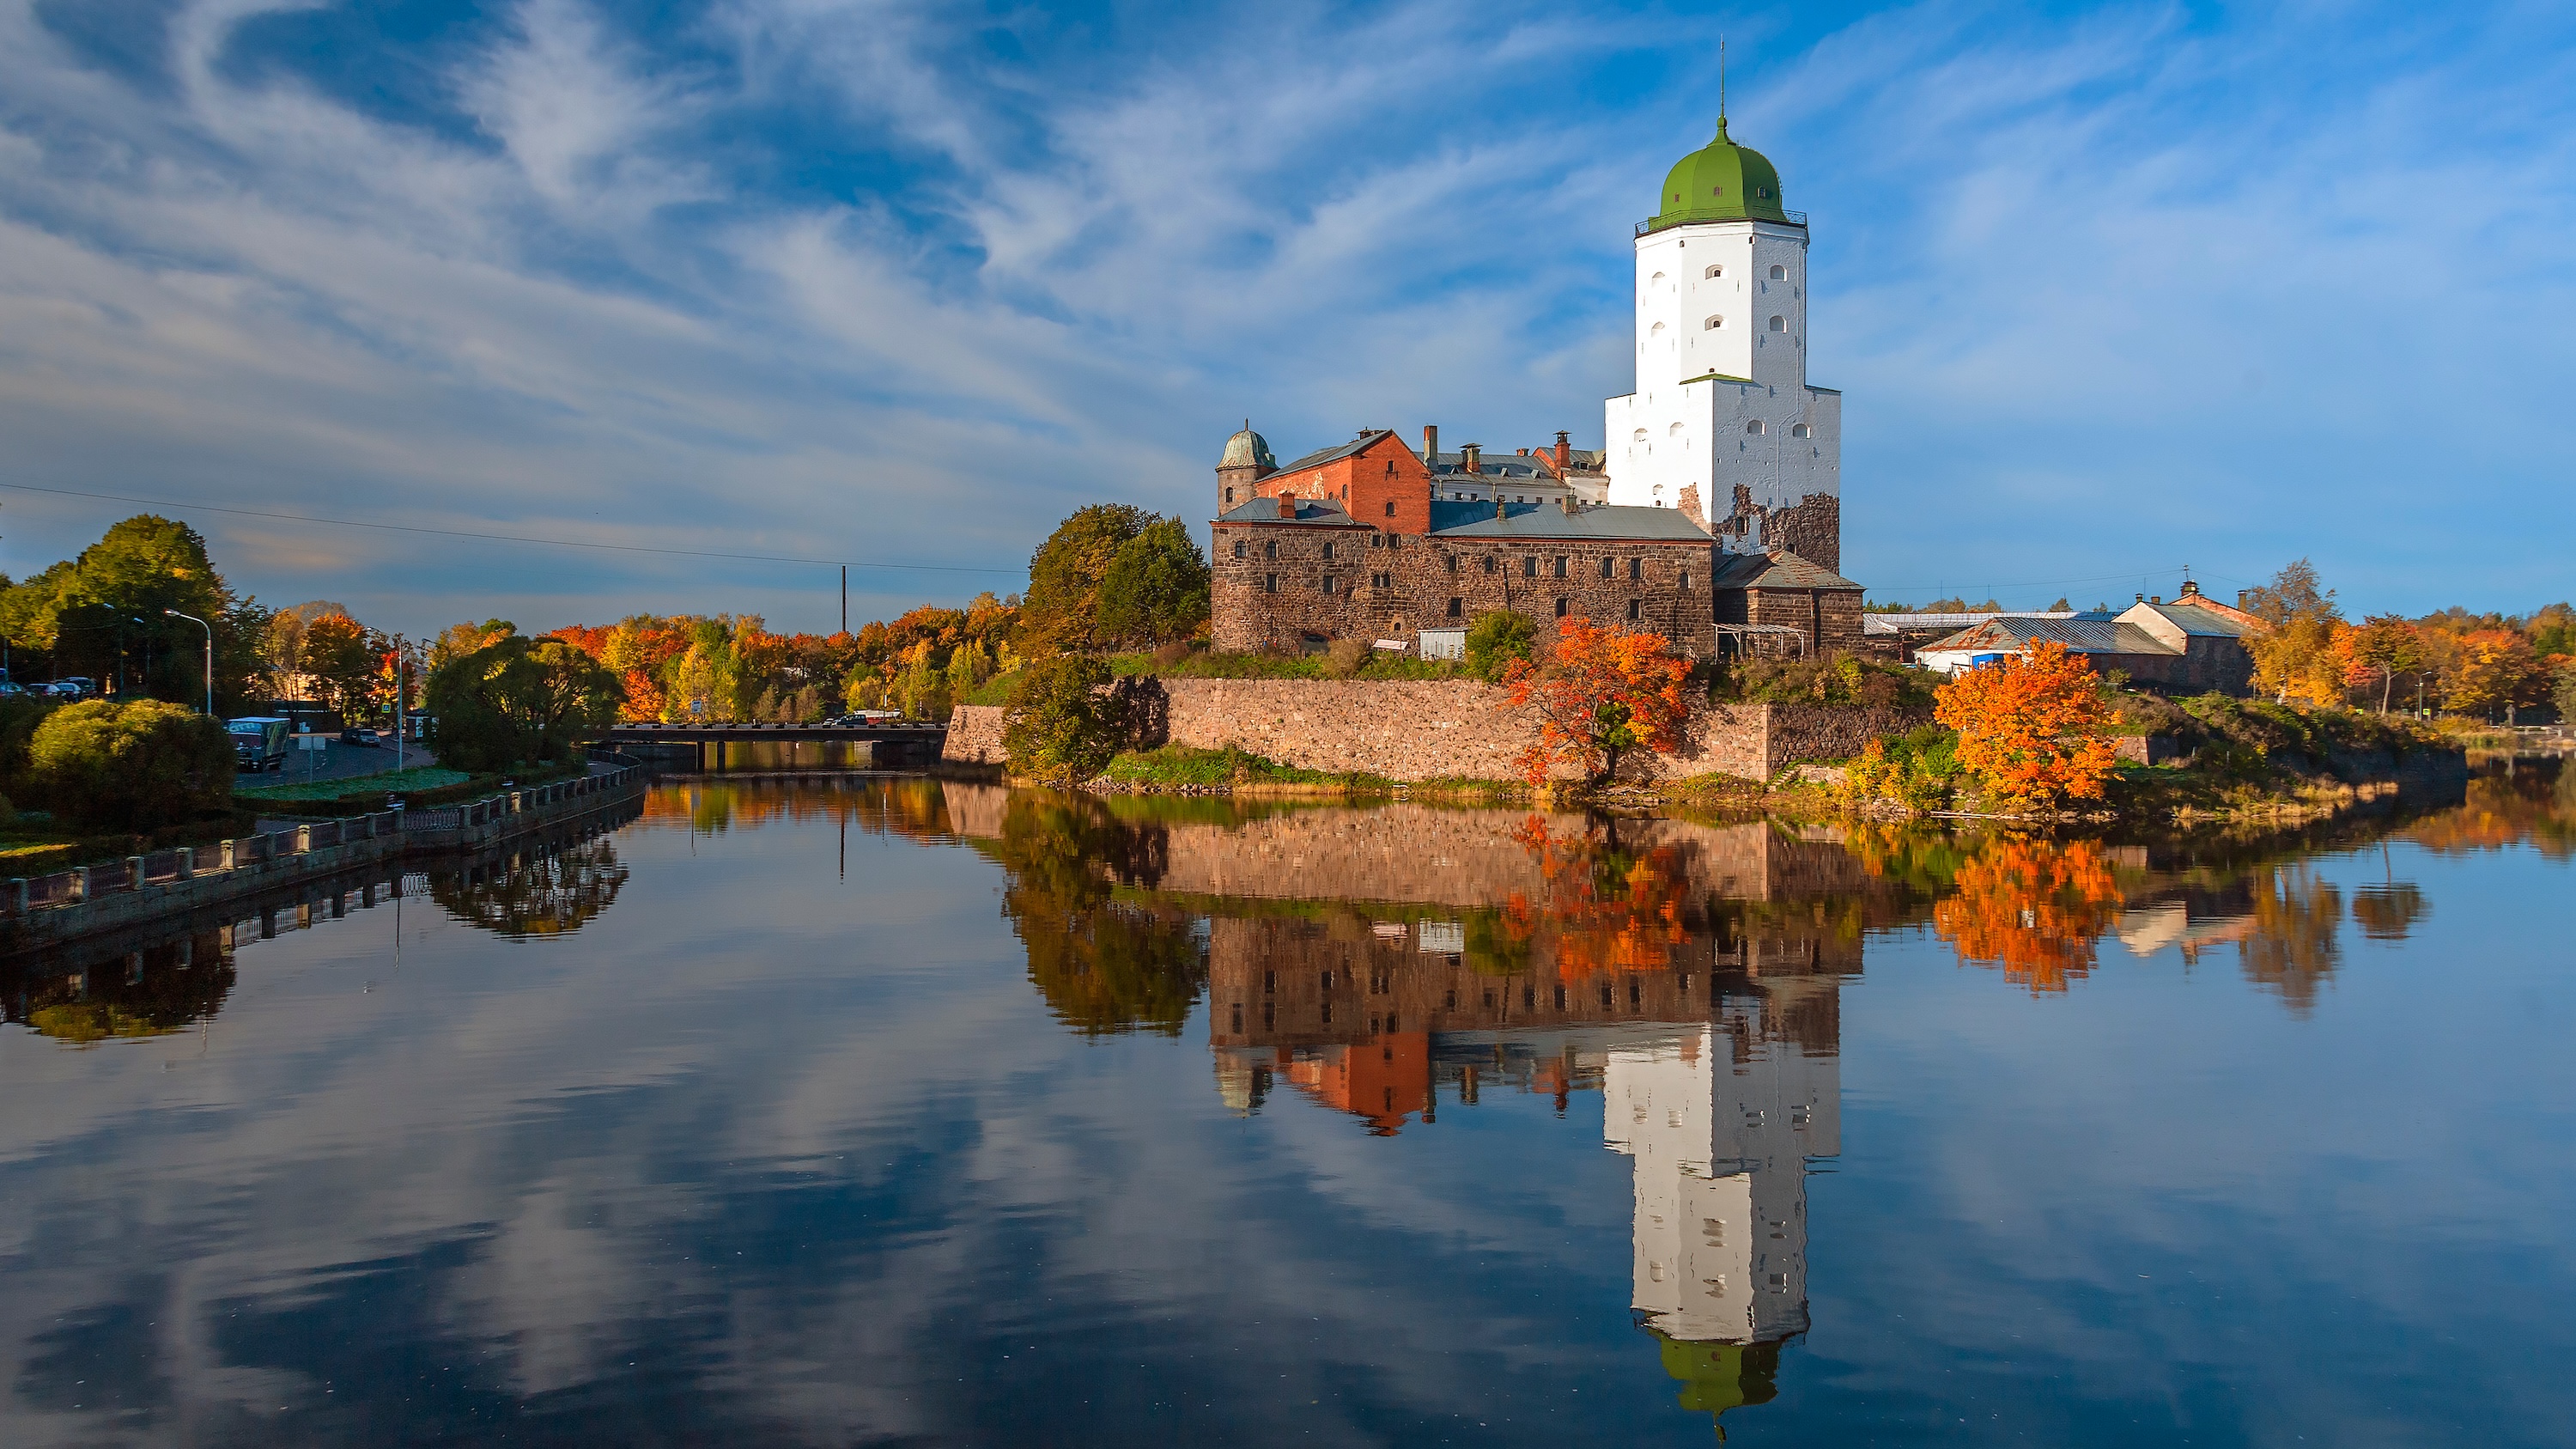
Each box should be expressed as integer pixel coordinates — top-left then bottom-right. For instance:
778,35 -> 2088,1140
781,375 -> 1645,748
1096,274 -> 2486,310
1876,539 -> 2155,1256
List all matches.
251,739 -> 441,787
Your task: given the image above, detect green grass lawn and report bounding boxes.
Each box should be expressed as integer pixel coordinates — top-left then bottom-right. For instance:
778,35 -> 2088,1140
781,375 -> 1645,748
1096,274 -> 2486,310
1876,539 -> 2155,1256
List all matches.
235,767 -> 470,801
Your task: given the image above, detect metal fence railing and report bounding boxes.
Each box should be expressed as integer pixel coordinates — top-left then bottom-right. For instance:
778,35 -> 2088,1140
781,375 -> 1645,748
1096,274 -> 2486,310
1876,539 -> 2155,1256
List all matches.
5,757 -> 646,920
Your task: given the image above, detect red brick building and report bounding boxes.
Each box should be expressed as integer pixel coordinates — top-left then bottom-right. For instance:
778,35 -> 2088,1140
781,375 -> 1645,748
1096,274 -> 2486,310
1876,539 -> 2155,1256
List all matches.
1211,423 -> 1867,659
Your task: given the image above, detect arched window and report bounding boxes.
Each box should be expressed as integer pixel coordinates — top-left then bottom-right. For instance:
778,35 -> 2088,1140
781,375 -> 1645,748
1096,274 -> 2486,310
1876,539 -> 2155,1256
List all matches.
1704,265 -> 1724,279
1631,429 -> 1648,442
1650,320 -> 1666,337
1746,419 -> 1766,435
1668,422 -> 1686,436
1649,271 -> 1666,289
1790,423 -> 1811,439
1767,315 -> 1786,332
1768,264 -> 1786,281
1704,314 -> 1724,330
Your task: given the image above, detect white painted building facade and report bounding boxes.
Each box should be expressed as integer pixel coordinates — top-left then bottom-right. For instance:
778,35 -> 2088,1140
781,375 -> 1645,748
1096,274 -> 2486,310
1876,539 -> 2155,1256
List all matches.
1603,123 -> 1842,558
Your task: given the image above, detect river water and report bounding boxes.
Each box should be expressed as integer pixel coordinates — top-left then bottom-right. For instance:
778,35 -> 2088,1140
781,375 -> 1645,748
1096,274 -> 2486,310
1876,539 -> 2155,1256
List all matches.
0,764 -> 2569,1446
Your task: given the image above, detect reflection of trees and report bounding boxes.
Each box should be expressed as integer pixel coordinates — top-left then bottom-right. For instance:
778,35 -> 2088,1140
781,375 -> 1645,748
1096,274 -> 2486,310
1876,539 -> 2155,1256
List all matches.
2238,864 -> 2341,1014
2402,762 -> 2575,860
1929,837 -> 2126,993
983,791 -> 1205,1036
8,932 -> 234,1044
637,778 -> 952,838
1504,815 -> 1696,977
432,838 -> 630,937
2350,882 -> 2427,941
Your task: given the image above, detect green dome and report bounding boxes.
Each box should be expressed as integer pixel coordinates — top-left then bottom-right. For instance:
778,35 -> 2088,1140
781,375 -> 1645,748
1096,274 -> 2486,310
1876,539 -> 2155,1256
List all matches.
1648,119 -> 1793,232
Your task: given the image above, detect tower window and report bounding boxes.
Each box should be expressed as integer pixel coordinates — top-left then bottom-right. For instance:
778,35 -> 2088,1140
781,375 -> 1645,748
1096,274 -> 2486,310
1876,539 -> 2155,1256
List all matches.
1445,554 -> 1459,573
1483,556 -> 1497,575
1321,575 -> 1337,594
1265,540 -> 1277,560
1552,557 -> 1567,578
1791,423 -> 1811,439
1600,557 -> 1613,580
1555,597 -> 1569,617
1627,599 -> 1643,621
1704,315 -> 1724,330
1680,570 -> 1691,591
1384,500 -> 1396,518
1768,315 -> 1787,332
1447,597 -> 1462,618
1650,321 -> 1666,336
1746,420 -> 1765,435
1631,429 -> 1648,441
1705,265 -> 1724,279
1769,264 -> 1786,280
1321,541 -> 1334,560
1231,539 -> 1244,558
1224,488 -> 1235,504
1264,574 -> 1278,593
1630,557 -> 1643,581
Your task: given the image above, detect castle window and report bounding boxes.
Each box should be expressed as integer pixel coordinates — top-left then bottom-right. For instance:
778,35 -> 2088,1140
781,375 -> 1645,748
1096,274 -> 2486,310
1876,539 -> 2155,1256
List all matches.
1746,419 -> 1765,435
1649,271 -> 1666,289
1483,556 -> 1497,574
1768,315 -> 1786,332
1791,423 -> 1811,439
1321,575 -> 1337,594
1384,500 -> 1396,518
1599,557 -> 1614,580
1321,541 -> 1334,560
1447,597 -> 1462,618
1225,488 -> 1235,504
1231,539 -> 1244,559
1264,574 -> 1277,593
1680,570 -> 1691,591
1627,599 -> 1642,621
1446,554 -> 1459,574
1704,265 -> 1723,279
1769,264 -> 1786,280
1265,540 -> 1277,560
1704,314 -> 1724,330
1555,597 -> 1569,617
1650,320 -> 1666,337
1523,557 -> 1537,578
1552,557 -> 1568,578
1630,557 -> 1643,581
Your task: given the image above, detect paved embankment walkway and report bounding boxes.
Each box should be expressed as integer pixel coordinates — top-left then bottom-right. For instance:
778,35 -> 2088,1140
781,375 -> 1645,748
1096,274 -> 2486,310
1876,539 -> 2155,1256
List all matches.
1,755 -> 647,954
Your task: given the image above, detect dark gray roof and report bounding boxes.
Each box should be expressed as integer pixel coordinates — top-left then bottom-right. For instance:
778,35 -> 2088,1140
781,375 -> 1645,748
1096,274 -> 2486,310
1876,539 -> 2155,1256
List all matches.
1425,502 -> 1714,543
1708,550 -> 1861,591
1273,429 -> 1400,474
2132,600 -> 2257,638
1213,496 -> 1364,526
1430,451 -> 1560,481
1919,616 -> 2178,656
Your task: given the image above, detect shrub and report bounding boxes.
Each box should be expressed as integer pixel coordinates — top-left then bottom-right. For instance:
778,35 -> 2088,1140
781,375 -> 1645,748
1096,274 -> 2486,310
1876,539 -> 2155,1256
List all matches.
27,699 -> 234,831
1833,724 -> 1963,812
1002,655 -> 1126,785
1322,636 -> 1373,679
1464,611 -> 1538,683
1720,650 -> 1937,709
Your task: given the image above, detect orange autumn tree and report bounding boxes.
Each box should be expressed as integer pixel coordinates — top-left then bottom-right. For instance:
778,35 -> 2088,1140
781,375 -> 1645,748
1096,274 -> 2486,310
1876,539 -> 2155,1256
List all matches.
1503,619 -> 1692,787
1932,640 -> 2119,813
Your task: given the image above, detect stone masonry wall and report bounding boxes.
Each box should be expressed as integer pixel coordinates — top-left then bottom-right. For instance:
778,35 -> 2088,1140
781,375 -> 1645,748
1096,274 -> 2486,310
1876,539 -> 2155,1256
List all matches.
1212,517 -> 1719,660
945,681 -> 1920,783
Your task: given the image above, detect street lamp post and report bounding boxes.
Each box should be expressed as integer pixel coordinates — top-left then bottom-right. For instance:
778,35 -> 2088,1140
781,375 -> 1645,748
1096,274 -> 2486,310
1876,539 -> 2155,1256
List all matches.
165,610 -> 214,715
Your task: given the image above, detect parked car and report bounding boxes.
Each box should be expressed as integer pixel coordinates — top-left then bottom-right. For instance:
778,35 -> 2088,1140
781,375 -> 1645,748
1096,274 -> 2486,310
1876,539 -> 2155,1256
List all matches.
340,726 -> 383,747
47,678 -> 96,699
228,716 -> 291,771
0,682 -> 23,698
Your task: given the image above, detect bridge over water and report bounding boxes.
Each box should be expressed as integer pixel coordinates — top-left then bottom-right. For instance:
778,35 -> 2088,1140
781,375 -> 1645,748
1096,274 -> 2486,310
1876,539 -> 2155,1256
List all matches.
602,721 -> 949,770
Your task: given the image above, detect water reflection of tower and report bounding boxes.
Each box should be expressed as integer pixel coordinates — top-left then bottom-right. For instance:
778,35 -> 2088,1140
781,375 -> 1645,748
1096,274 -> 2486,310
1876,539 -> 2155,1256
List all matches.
1608,974 -> 1838,1428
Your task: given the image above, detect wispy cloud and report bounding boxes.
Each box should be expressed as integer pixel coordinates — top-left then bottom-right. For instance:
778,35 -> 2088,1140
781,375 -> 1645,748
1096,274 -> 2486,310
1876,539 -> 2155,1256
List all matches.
0,0 -> 2568,630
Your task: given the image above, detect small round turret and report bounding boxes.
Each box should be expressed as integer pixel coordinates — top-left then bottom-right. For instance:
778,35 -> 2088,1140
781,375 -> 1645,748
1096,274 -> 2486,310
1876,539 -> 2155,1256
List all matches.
1647,118 -> 1792,231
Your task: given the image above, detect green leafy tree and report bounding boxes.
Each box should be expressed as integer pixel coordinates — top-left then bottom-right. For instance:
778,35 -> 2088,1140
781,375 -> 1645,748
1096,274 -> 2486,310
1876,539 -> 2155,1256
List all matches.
1001,655 -> 1126,784
2555,667 -> 2576,725
1021,504 -> 1154,654
945,640 -> 992,704
1096,518 -> 1212,646
424,629 -> 626,770
27,699 -> 234,831
1464,610 -> 1538,683
900,640 -> 945,719
0,516 -> 267,711
663,643 -> 732,722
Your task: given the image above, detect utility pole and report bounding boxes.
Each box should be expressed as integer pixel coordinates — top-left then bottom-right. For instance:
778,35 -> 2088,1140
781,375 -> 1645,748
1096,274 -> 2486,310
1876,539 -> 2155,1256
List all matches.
393,634 -> 407,774
165,610 -> 213,715
841,565 -> 848,636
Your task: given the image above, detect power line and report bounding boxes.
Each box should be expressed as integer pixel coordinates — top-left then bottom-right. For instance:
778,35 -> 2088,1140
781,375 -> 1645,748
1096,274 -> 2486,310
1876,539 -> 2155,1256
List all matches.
1864,564 -> 2196,594
0,482 -> 1023,575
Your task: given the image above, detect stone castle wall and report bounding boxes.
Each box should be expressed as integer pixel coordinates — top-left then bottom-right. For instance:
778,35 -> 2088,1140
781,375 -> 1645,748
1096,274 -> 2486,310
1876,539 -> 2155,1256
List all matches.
943,680 -> 1923,784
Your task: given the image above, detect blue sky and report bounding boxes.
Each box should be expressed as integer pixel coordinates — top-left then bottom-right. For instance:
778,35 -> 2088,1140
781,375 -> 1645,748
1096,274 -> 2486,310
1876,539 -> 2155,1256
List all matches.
1,0 -> 2569,636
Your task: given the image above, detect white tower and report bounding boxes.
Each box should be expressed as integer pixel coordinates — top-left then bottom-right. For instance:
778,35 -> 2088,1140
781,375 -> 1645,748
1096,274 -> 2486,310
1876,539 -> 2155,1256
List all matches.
1604,117 -> 1844,571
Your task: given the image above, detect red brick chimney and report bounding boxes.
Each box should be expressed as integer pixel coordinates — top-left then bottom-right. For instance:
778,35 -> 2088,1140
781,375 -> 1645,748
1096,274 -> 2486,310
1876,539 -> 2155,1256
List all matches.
1555,430 -> 1571,472
1276,496 -> 1297,520
1421,424 -> 1438,466
1462,443 -> 1481,475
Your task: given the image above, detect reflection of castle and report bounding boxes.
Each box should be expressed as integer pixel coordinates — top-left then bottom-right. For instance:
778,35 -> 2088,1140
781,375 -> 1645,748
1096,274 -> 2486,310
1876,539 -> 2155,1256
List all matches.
1198,900 -> 1845,1436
